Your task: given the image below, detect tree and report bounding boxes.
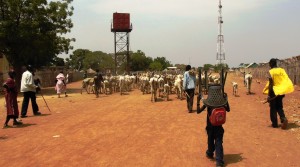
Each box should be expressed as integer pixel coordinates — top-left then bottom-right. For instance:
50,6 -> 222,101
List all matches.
153,57 -> 172,70
149,61 -> 163,71
130,50 -> 153,71
51,57 -> 65,66
83,51 -> 114,71
65,57 -> 71,69
68,49 -> 91,71
174,64 -> 186,71
203,64 -> 214,71
100,52 -> 114,70
0,0 -> 74,86
214,63 -> 229,72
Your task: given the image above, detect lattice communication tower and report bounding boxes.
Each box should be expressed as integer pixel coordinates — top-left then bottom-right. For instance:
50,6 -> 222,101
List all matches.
216,0 -> 225,64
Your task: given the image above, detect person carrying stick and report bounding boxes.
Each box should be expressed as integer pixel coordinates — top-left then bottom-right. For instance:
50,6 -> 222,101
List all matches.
263,58 -> 294,129
183,65 -> 196,113
20,65 -> 42,118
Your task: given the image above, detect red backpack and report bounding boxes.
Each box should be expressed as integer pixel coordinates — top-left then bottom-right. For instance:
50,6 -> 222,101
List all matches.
209,107 -> 226,126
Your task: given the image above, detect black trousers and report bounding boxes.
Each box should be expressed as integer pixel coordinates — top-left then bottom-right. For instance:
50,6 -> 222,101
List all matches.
95,84 -> 100,97
269,95 -> 286,126
21,91 -> 39,116
206,125 -> 224,165
185,89 -> 195,111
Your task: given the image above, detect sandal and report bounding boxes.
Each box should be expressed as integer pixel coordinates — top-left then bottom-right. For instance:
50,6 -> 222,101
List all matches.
13,121 -> 23,126
2,124 -> 8,129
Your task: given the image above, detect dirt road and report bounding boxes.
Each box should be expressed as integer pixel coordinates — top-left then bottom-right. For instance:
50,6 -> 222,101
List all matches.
0,73 -> 299,167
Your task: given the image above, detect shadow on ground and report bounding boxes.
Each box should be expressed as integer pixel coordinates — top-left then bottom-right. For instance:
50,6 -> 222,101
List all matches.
38,87 -> 83,96
224,153 -> 244,166
2,123 -> 37,129
14,123 -> 37,128
287,123 -> 300,130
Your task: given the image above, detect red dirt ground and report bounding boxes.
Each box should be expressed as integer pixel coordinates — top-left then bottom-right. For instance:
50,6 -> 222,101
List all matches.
0,73 -> 299,167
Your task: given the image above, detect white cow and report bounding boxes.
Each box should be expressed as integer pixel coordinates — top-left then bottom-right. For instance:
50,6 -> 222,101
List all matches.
157,76 -> 164,97
149,76 -> 159,102
102,79 -> 112,95
130,74 -> 137,89
119,75 -> 125,95
109,76 -> 119,93
162,81 -> 171,101
232,81 -> 238,96
174,74 -> 183,100
208,74 -> 220,84
245,73 -> 252,94
81,78 -> 95,94
124,75 -> 133,92
140,75 -> 150,94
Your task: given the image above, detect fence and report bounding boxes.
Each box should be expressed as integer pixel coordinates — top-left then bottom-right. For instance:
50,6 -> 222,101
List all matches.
35,70 -> 83,87
236,55 -> 300,85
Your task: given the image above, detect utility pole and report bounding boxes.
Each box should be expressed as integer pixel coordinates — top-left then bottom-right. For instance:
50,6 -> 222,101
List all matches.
216,0 -> 225,65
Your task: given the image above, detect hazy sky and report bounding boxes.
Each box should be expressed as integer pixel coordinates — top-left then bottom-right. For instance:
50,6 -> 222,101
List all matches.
60,0 -> 300,68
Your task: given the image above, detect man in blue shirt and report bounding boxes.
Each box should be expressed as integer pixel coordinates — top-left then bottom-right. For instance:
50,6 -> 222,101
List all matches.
183,65 -> 196,113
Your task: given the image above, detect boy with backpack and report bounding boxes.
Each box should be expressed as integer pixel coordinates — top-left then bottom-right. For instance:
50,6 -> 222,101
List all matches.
197,84 -> 230,167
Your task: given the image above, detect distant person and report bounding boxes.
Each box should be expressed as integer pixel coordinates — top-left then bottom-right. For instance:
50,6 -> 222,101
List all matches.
183,65 -> 196,113
94,69 -> 103,98
241,71 -> 246,87
33,72 -> 42,94
263,58 -> 294,129
20,65 -> 41,118
83,71 -> 87,79
3,70 -> 23,128
55,71 -> 68,98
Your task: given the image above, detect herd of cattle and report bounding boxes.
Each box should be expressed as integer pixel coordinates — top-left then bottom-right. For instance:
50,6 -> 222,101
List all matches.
81,71 -> 253,101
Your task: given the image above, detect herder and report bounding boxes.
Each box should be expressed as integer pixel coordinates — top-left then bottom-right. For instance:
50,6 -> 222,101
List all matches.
263,58 -> 294,129
198,84 -> 230,167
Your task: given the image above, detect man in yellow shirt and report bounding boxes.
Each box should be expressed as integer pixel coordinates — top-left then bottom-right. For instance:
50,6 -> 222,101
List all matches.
263,58 -> 294,129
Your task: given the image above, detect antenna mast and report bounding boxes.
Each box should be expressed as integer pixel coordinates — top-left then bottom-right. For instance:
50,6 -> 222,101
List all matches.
216,0 -> 225,65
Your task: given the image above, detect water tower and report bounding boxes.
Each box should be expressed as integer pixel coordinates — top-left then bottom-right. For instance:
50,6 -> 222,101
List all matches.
111,12 -> 132,74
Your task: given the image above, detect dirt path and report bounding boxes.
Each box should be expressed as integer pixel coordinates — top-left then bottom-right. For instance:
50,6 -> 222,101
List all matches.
0,73 -> 299,167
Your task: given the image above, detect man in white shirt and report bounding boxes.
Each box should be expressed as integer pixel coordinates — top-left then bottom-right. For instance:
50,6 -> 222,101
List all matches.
20,65 -> 41,118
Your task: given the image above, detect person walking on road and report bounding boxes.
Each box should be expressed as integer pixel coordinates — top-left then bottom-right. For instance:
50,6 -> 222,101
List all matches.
20,65 -> 41,118
94,69 -> 103,98
197,84 -> 230,167
263,58 -> 294,129
183,65 -> 196,113
2,70 -> 23,128
83,71 -> 87,79
55,71 -> 68,98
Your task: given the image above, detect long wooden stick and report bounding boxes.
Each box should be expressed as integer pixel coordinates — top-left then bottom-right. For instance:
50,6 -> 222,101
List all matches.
39,89 -> 52,113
